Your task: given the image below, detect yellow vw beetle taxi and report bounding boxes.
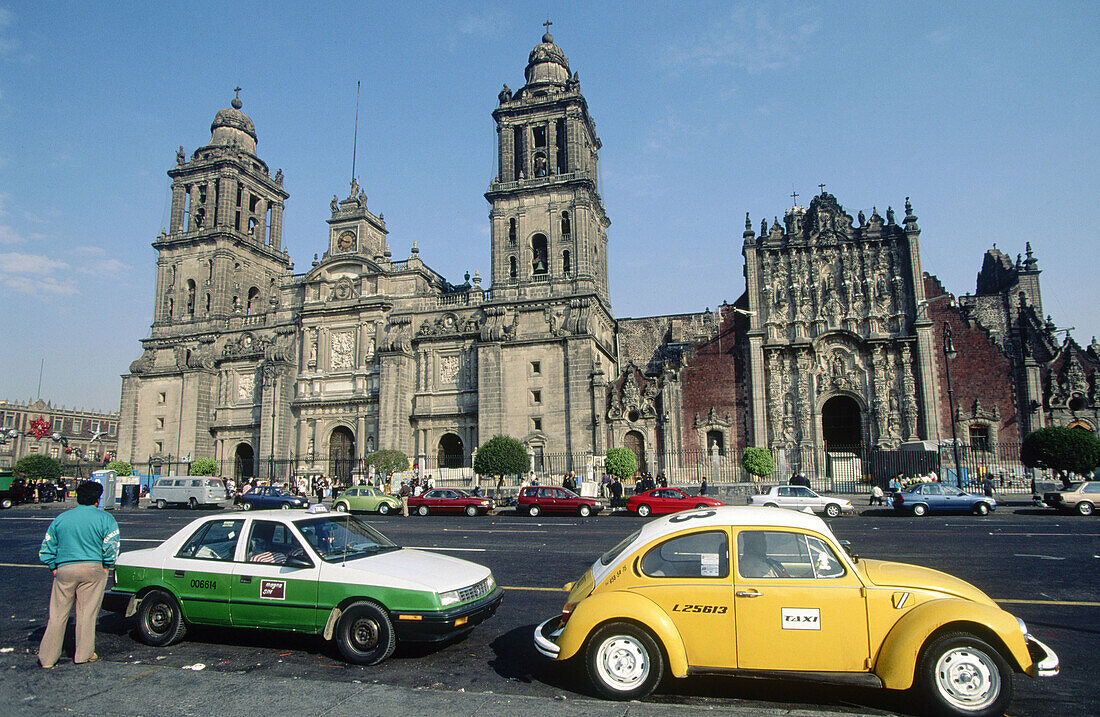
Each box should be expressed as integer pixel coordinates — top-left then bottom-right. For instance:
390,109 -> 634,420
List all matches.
534,506 -> 1058,717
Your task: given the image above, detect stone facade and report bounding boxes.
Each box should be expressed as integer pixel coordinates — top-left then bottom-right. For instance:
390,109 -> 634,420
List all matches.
0,398 -> 119,469
117,31 -> 1095,484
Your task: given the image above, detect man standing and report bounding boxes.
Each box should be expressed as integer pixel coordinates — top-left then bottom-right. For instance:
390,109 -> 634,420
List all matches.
37,481 -> 120,668
399,481 -> 411,516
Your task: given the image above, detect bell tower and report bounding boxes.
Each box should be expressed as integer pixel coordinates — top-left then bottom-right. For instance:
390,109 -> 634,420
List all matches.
485,28 -> 610,306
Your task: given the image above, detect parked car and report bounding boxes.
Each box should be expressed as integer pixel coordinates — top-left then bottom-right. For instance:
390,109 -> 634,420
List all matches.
0,470 -> 27,509
516,486 -> 603,517
237,485 -> 308,511
408,488 -> 495,516
892,482 -> 996,516
333,486 -> 402,515
747,485 -> 854,517
103,506 -> 503,665
150,476 -> 230,509
533,506 -> 1058,716
1042,481 -> 1100,515
626,488 -> 724,517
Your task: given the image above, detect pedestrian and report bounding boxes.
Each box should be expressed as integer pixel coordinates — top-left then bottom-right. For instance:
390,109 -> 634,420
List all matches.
700,477 -> 708,496
981,475 -> 995,498
657,473 -> 668,489
610,476 -> 623,509
399,481 -> 411,516
315,480 -> 324,506
37,481 -> 120,668
870,485 -> 884,506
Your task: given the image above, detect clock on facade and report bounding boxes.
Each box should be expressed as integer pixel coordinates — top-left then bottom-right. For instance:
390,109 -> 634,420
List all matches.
336,231 -> 356,252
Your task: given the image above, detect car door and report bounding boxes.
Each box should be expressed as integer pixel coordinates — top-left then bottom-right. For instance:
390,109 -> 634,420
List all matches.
629,527 -> 736,669
163,518 -> 243,625
921,484 -> 946,511
231,519 -> 319,630
733,528 -> 869,672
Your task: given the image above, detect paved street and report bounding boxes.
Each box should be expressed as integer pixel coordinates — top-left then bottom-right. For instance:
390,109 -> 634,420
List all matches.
0,500 -> 1094,716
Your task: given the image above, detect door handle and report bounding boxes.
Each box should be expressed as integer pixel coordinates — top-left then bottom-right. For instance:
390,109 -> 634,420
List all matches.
240,575 -> 252,583
736,590 -> 764,598
173,570 -> 185,578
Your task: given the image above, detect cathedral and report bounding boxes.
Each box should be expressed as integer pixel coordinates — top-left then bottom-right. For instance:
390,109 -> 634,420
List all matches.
117,31 -> 1100,485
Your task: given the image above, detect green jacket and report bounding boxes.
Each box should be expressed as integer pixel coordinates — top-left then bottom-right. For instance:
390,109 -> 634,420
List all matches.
39,505 -> 120,570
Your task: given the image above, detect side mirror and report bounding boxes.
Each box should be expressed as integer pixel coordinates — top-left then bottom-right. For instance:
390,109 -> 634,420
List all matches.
284,555 -> 314,569
839,540 -> 859,562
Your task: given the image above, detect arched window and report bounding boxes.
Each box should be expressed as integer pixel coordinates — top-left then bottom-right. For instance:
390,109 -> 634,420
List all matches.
247,217 -> 258,236
508,218 -> 517,245
562,250 -> 571,275
205,293 -> 211,314
561,211 -> 571,236
246,287 -> 260,315
706,430 -> 725,456
532,234 -> 548,275
534,152 -> 547,178
186,280 -> 196,317
167,297 -> 173,319
509,256 -> 517,279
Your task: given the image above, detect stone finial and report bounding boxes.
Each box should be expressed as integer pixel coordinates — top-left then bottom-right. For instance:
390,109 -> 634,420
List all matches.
232,86 -> 243,110
312,253 -> 319,267
473,270 -> 482,286
411,239 -> 419,254
1023,241 -> 1038,271
745,212 -> 752,231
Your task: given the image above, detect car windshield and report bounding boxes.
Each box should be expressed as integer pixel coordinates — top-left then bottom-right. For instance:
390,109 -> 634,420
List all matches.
600,529 -> 641,566
295,515 -> 399,562
452,489 -> 471,497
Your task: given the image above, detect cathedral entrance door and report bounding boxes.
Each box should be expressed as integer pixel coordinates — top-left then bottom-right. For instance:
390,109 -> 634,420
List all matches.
234,443 -> 255,481
822,396 -> 862,490
438,433 -> 464,468
329,427 -> 355,485
624,430 -> 646,475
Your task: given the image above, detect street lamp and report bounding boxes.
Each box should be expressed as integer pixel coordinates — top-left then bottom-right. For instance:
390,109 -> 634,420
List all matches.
942,322 -> 963,488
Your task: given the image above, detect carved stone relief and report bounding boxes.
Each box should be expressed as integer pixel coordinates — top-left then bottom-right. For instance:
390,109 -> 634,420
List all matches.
331,331 -> 355,370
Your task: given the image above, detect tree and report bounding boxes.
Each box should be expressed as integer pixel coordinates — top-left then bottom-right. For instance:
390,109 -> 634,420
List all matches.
14,455 -> 61,482
1021,426 -> 1100,487
605,447 -> 637,482
189,457 -> 217,476
106,460 -> 133,477
474,435 -> 529,490
365,449 -> 410,477
741,446 -> 775,480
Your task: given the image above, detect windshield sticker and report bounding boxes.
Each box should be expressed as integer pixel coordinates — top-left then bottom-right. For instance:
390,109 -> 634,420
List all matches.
781,607 -> 820,630
700,553 -> 720,577
260,579 -> 286,600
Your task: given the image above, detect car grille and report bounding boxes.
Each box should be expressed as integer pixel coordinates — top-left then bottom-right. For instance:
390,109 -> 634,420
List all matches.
458,576 -> 493,603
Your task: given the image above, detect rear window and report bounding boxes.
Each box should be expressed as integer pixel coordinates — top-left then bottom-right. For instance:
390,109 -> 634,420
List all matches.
206,479 -> 222,488
600,529 -> 641,566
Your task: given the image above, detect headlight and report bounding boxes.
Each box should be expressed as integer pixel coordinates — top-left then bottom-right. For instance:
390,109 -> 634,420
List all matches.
1018,617 -> 1028,635
486,573 -> 496,590
439,589 -> 460,607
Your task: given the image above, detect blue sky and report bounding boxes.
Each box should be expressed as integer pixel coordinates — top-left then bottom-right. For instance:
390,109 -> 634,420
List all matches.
1,1 -> 1097,412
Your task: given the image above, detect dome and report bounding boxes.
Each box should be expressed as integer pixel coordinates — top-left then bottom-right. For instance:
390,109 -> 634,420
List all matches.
209,93 -> 257,154
524,32 -> 571,88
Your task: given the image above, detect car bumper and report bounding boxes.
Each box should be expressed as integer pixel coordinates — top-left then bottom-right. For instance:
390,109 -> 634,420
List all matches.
102,589 -> 135,615
1026,634 -> 1059,677
533,615 -> 563,659
390,587 -> 504,642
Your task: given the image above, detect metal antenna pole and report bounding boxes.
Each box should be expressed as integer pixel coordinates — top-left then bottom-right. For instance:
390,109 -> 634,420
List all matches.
351,80 -> 361,185
37,358 -> 44,399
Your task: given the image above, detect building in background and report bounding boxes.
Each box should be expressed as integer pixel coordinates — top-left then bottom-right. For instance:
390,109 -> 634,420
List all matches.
0,398 -> 119,471
116,30 -> 1099,486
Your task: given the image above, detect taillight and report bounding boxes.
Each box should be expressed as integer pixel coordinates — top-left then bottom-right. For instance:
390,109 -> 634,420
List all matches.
560,601 -> 577,626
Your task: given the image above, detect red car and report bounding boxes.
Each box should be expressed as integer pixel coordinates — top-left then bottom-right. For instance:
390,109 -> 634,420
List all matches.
626,487 -> 724,517
408,488 -> 495,516
516,486 -> 603,517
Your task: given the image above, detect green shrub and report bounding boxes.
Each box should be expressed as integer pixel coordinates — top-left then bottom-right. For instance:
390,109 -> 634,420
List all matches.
189,457 -> 217,476
605,447 -> 637,481
106,460 -> 133,477
14,455 -> 61,482
741,446 -> 775,479
473,435 -> 529,479
365,449 -> 410,476
1021,426 -> 1100,487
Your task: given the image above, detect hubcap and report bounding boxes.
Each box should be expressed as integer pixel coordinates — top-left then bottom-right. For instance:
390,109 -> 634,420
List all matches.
351,618 -> 379,651
596,635 -> 649,690
149,603 -> 171,634
934,646 -> 1000,710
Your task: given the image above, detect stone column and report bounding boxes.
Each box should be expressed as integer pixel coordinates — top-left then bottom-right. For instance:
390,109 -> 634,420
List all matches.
170,183 -> 186,234
255,198 -> 268,245
216,175 -> 234,229
188,185 -> 202,231
356,415 -> 366,459
269,202 -> 284,251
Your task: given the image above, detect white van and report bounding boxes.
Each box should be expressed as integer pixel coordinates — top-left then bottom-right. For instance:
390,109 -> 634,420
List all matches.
149,476 -> 228,509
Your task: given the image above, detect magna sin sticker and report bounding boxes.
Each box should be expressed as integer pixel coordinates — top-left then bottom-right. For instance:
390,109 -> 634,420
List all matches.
781,607 -> 820,630
260,579 -> 286,600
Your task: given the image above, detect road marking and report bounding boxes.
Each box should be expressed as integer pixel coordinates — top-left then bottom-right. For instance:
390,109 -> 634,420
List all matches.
1014,554 -> 1065,560
998,533 -> 1100,537
123,538 -> 161,542
442,528 -> 549,534
406,546 -> 486,552
502,586 -> 568,592
0,563 -> 45,568
997,599 -> 1100,607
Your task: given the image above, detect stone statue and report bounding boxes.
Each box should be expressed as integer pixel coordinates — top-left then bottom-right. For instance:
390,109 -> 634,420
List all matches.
176,146 -> 186,165
274,168 -> 283,185
330,195 -> 339,213
498,84 -> 512,103
886,206 -> 895,224
858,209 -> 865,226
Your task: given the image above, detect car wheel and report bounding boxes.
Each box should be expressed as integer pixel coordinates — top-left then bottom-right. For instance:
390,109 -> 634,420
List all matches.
280,503 -> 291,510
695,503 -> 709,510
155,498 -> 166,510
578,504 -> 592,517
241,501 -> 252,511
1078,501 -> 1094,516
763,502 -> 778,508
586,621 -> 664,700
378,503 -> 391,516
528,505 -> 541,517
334,502 -> 348,513
0,498 -> 10,509
973,502 -> 990,516
465,504 -> 478,517
136,589 -> 188,647
636,504 -> 652,517
417,505 -> 429,516
188,497 -> 198,510
917,630 -> 1012,717
336,601 -> 396,666
825,503 -> 841,518
912,503 -> 928,517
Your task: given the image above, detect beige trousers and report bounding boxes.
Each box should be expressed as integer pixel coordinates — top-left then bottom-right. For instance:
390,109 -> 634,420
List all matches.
38,562 -> 108,667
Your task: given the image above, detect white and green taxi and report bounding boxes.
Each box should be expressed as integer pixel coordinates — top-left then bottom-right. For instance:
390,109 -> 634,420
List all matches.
103,505 -> 502,665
